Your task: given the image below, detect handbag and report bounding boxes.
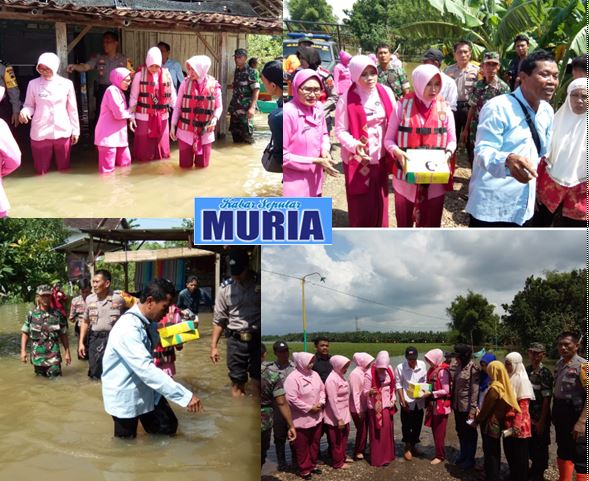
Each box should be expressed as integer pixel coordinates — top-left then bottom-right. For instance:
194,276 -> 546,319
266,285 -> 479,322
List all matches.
261,136 -> 282,173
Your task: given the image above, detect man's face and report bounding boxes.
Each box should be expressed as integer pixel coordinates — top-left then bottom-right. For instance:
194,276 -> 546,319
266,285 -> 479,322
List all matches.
316,341 -> 329,356
520,60 -> 559,103
103,36 -> 118,55
144,294 -> 173,322
528,349 -> 545,365
92,274 -> 110,296
186,280 -> 198,293
454,44 -> 471,65
81,287 -> 92,299
482,61 -> 500,80
276,349 -> 290,364
377,48 -> 391,67
235,55 -> 246,68
515,41 -> 529,58
407,358 -> 417,369
158,46 -> 169,63
557,336 -> 579,360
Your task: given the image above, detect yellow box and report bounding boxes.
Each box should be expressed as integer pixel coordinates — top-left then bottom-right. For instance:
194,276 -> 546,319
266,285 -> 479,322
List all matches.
160,330 -> 200,348
158,320 -> 195,338
407,382 -> 432,399
404,149 -> 450,184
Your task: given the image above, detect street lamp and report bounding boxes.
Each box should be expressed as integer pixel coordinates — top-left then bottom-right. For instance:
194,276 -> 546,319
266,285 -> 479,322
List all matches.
301,272 -> 325,352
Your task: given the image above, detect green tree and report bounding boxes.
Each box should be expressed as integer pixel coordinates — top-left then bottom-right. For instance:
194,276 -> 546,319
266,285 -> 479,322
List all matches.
287,0 -> 337,23
247,34 -> 282,69
0,219 -> 69,303
446,290 -> 499,346
501,269 -> 587,355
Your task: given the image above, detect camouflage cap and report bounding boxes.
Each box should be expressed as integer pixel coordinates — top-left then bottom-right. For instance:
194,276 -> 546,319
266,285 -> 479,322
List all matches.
234,48 -> 247,57
483,51 -> 501,64
36,284 -> 52,295
528,342 -> 546,353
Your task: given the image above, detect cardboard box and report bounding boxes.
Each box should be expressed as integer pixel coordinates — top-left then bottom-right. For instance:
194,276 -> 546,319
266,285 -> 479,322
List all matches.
158,320 -> 196,338
404,149 -> 450,184
407,382 -> 432,399
160,330 -> 200,348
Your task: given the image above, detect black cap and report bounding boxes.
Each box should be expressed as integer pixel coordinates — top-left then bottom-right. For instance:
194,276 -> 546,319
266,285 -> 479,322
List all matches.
228,249 -> 249,276
262,60 -> 283,88
422,48 -> 443,65
273,341 -> 289,353
405,346 -> 418,360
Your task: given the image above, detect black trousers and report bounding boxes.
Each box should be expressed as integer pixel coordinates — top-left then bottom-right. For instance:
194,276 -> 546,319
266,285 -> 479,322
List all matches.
400,407 -> 424,445
455,411 -> 477,464
534,202 -> 586,228
88,330 -> 110,379
482,432 -> 501,480
469,215 -> 533,228
226,334 -> 261,384
112,397 -> 178,438
553,399 -> 588,474
528,421 -> 550,477
262,428 -> 272,465
504,436 -> 529,481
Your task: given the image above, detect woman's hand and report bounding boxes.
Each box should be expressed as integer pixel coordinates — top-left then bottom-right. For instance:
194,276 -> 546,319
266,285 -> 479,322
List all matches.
19,111 -> 31,125
314,154 -> 338,177
71,135 -> 79,145
392,147 -> 409,170
170,127 -> 177,141
355,141 -> 371,162
128,119 -> 137,133
205,118 -> 217,133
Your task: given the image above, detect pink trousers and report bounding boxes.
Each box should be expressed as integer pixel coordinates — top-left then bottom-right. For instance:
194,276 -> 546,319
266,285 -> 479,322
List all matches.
133,118 -> 170,161
394,192 -> 445,227
178,140 -> 212,168
97,146 -> 131,174
352,412 -> 369,457
292,422 -> 322,475
31,137 -> 71,175
326,423 -> 350,468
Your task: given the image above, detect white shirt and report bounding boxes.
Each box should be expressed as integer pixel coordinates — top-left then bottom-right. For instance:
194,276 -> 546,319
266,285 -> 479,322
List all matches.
395,360 -> 428,410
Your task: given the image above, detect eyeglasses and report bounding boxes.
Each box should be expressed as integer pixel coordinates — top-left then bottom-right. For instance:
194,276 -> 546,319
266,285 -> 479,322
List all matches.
299,87 -> 322,95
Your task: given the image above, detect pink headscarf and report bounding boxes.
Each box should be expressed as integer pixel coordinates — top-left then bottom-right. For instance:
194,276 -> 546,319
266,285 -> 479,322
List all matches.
186,55 -> 211,85
425,348 -> 444,367
292,352 -> 315,374
145,46 -> 162,68
368,53 -> 377,64
339,50 -> 352,67
352,352 -> 375,371
36,52 -> 60,76
374,350 -> 390,368
330,354 -> 350,376
348,55 -> 377,85
292,68 -> 323,122
412,64 -> 442,106
109,67 -> 132,90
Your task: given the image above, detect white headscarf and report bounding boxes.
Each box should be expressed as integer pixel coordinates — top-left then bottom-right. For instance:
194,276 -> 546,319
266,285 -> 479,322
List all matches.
546,78 -> 587,186
505,352 -> 535,401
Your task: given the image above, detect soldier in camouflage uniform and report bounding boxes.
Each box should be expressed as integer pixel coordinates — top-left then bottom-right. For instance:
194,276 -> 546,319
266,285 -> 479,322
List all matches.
376,43 -> 410,100
20,285 -> 71,378
0,58 -> 21,127
261,343 -> 296,466
526,342 -> 554,481
228,48 -> 259,144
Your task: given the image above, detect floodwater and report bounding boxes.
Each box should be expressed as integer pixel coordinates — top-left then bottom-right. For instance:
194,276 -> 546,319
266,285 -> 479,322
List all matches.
5,113 -> 282,218
0,303 -> 261,481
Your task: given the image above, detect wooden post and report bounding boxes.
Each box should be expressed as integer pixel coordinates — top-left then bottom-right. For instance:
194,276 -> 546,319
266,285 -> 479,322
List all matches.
219,32 -> 229,137
55,22 -> 68,76
67,25 -> 93,53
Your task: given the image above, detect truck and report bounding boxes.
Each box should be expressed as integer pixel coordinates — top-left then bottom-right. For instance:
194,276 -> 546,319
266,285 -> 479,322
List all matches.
283,32 -> 339,73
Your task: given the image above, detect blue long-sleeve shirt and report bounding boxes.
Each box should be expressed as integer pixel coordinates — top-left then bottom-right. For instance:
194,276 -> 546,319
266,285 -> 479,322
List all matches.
164,58 -> 185,91
466,87 -> 554,225
101,304 -> 192,418
177,287 -> 212,315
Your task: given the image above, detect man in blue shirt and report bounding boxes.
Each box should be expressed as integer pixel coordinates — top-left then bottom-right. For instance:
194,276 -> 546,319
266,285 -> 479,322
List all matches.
158,41 -> 184,92
102,278 -> 203,438
466,50 -> 559,227
177,275 -> 212,317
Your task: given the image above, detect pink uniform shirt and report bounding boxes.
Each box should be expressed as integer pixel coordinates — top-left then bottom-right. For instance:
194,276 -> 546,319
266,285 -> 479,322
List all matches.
284,352 -> 326,429
349,352 -> 375,414
324,355 -> 351,426
94,68 -> 132,148
0,90 -> 21,214
364,351 -> 396,409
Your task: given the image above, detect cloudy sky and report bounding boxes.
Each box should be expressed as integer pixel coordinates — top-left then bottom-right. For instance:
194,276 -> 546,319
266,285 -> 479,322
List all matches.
262,230 -> 585,335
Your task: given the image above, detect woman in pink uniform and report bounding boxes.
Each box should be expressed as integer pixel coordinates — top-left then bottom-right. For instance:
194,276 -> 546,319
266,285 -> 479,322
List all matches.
384,64 -> 456,227
333,50 -> 352,96
171,55 -> 222,169
335,55 -> 395,227
19,52 -> 79,175
129,46 -> 176,161
283,69 -> 337,197
94,67 -> 132,174
364,350 -> 396,467
0,86 -> 21,217
324,354 -> 352,469
423,348 -> 452,465
284,352 -> 325,480
349,352 -> 374,460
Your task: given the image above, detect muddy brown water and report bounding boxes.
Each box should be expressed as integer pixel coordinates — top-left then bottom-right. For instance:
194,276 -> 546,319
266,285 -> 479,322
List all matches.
4,114 -> 282,218
0,303 -> 261,481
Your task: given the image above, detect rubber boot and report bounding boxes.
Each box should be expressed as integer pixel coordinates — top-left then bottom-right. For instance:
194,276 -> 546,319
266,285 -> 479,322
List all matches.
557,458 -> 575,481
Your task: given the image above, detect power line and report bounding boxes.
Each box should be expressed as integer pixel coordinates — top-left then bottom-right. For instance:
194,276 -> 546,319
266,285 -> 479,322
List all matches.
261,268 -> 449,323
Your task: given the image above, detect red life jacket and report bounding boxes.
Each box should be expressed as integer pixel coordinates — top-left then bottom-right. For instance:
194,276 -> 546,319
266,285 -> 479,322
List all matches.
178,76 -> 218,135
427,362 -> 451,415
393,92 -> 450,180
135,66 -> 173,115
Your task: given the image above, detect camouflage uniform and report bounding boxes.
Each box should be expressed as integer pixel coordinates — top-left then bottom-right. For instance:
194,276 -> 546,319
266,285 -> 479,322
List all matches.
261,362 -> 285,465
21,305 -> 67,377
377,63 -> 410,99
228,50 -> 260,144
467,77 -> 510,145
526,355 -> 554,479
0,59 -> 21,120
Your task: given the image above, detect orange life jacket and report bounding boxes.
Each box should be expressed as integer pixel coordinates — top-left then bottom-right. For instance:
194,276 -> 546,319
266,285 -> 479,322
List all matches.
428,363 -> 452,415
178,76 -> 217,135
135,66 -> 173,115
